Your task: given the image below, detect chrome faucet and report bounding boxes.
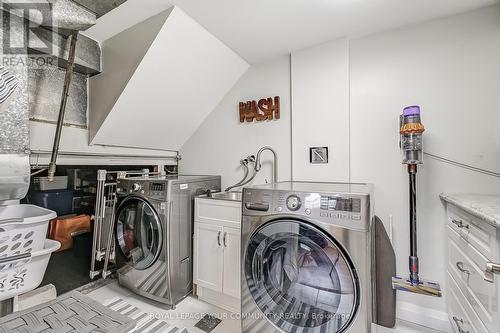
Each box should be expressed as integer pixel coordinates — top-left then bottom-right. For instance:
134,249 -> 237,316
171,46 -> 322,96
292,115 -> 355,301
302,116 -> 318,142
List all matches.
224,147 -> 278,192
255,146 -> 278,183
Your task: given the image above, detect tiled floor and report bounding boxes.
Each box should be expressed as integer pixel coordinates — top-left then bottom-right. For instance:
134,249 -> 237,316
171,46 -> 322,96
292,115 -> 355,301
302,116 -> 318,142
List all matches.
373,321 -> 443,333
85,281 -> 241,333
85,280 -> 441,333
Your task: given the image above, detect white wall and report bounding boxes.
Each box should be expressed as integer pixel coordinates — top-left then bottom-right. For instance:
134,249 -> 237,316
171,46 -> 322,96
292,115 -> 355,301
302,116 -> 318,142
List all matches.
351,6 -> 500,176
289,5 -> 500,330
88,9 -> 172,142
291,40 -> 350,182
30,121 -> 178,165
180,56 -> 291,189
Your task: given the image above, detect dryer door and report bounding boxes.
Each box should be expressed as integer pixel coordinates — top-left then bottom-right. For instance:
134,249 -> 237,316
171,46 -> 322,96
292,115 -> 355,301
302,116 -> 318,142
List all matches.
115,196 -> 163,270
245,219 -> 360,333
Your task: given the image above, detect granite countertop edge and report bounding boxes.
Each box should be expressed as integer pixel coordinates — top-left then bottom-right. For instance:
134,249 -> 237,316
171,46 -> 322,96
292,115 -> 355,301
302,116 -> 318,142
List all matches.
440,193 -> 500,229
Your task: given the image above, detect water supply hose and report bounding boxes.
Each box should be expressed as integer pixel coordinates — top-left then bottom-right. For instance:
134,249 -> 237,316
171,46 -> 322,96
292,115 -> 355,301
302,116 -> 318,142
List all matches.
225,158 -> 250,192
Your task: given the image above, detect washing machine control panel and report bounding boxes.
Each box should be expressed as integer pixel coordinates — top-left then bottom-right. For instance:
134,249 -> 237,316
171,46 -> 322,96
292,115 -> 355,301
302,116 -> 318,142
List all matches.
319,196 -> 361,212
244,189 -> 370,231
116,179 -> 168,199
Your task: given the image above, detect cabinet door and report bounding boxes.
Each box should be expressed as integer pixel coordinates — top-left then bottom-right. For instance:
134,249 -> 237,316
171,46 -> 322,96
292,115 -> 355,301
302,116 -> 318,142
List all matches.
194,223 -> 223,292
222,226 -> 241,299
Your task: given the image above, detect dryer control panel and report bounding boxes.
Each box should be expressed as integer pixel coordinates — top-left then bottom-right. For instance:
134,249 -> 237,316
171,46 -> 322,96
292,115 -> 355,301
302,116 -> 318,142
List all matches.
243,186 -> 371,231
116,179 -> 168,200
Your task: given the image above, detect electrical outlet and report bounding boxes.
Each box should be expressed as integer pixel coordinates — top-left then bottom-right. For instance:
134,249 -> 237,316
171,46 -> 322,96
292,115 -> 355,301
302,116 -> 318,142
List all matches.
309,147 -> 328,164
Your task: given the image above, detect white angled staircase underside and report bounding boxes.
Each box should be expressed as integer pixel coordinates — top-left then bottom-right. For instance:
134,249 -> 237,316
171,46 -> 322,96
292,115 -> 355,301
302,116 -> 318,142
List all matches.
89,6 -> 249,151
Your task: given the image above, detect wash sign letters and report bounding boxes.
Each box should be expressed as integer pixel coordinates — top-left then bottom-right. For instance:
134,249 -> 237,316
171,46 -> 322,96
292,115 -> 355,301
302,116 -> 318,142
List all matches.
239,96 -> 280,123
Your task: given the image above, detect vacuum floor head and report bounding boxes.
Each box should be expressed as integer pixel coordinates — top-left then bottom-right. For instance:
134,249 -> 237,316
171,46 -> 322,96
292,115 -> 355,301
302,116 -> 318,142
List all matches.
392,276 -> 442,298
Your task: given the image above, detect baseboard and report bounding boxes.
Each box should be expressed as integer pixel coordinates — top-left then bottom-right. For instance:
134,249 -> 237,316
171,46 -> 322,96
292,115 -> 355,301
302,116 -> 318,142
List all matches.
397,301 -> 452,332
14,284 -> 57,312
197,286 -> 240,314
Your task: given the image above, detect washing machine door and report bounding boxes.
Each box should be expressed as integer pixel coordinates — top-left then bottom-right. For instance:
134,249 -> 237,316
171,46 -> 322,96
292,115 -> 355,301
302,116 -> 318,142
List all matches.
115,196 -> 163,270
245,219 -> 360,333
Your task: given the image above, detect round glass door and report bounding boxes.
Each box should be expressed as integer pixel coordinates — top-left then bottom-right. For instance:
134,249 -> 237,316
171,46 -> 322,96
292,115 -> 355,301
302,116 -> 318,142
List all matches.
115,196 -> 163,270
245,220 -> 359,333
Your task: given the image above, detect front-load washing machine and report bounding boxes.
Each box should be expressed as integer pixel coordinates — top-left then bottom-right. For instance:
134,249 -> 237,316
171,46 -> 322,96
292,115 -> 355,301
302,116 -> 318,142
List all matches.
242,182 -> 373,333
114,175 -> 220,307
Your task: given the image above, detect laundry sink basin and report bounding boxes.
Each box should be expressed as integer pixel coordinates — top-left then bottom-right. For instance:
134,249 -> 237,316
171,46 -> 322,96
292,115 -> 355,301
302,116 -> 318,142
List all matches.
210,191 -> 242,202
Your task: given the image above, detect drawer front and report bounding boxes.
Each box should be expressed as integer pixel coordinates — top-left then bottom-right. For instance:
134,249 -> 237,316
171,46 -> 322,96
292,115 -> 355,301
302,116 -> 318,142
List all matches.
448,272 -> 489,333
448,227 -> 499,332
195,198 -> 242,228
448,205 -> 499,263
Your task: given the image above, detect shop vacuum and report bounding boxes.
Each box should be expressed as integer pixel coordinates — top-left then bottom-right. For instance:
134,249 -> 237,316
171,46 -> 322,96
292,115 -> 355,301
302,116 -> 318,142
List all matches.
392,105 -> 442,297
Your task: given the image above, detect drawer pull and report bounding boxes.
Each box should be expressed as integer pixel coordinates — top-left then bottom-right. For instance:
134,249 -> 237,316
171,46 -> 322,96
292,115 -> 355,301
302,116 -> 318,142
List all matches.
484,262 -> 500,283
452,316 -> 469,333
456,262 -> 470,275
452,219 -> 470,229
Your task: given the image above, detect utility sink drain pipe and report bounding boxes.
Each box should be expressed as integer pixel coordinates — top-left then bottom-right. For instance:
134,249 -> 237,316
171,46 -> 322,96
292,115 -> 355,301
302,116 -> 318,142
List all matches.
48,31 -> 78,181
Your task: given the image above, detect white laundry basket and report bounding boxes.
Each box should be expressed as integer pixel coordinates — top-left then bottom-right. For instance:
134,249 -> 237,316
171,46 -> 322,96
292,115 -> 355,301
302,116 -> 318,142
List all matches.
0,205 -> 57,257
0,239 -> 60,301
0,205 -> 60,301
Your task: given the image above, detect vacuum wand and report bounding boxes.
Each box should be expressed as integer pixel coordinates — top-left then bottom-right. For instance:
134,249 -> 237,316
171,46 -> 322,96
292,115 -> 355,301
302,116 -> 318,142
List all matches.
408,163 -> 419,285
392,105 -> 442,297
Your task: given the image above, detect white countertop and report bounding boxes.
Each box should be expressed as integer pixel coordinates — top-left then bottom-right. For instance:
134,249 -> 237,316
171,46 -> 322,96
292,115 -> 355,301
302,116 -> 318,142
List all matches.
440,193 -> 500,229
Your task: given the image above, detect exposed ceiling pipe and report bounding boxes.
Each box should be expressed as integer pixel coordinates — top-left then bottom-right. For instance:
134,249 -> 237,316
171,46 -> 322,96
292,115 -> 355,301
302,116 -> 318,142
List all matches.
47,31 -> 78,181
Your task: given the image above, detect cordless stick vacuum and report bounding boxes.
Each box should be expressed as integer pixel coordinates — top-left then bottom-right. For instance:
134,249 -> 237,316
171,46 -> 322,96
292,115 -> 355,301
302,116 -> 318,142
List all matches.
391,106 -> 442,297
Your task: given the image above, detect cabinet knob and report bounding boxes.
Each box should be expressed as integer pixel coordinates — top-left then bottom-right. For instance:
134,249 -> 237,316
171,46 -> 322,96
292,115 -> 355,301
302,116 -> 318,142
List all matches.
452,316 -> 469,333
217,231 -> 222,246
456,262 -> 470,275
485,262 -> 500,283
223,232 -> 227,247
452,219 -> 469,229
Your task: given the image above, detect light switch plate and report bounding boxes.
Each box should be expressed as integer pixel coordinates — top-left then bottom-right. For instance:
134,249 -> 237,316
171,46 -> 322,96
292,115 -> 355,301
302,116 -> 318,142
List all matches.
310,147 -> 328,164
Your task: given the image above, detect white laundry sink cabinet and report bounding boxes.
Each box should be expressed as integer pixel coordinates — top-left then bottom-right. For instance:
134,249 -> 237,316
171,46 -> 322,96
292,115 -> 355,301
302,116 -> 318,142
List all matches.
193,193 -> 242,313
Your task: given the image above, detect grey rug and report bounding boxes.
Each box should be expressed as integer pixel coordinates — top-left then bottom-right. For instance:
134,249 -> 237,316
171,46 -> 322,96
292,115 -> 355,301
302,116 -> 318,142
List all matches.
103,297 -> 188,333
0,291 -> 135,333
